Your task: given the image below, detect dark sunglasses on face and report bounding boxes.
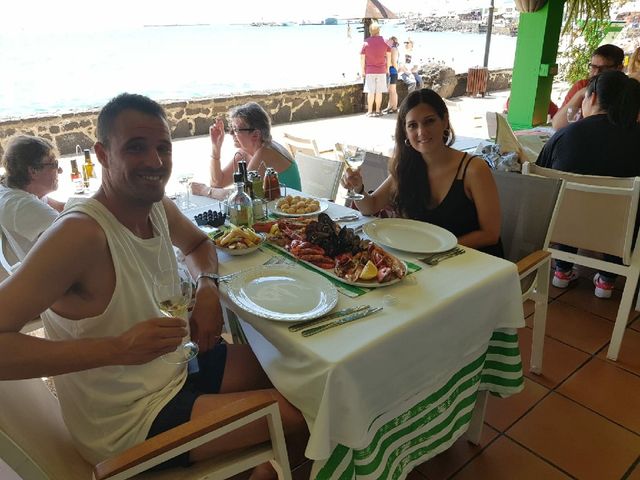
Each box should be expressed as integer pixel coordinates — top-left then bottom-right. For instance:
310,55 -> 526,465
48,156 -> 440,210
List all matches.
230,127 -> 255,135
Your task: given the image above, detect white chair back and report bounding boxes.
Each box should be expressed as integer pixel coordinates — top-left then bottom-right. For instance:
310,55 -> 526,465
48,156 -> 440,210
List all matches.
282,132 -> 320,157
295,153 -> 344,201
0,376 -> 292,480
522,161 -> 640,361
523,162 -> 640,265
0,378 -> 92,480
0,231 -> 20,282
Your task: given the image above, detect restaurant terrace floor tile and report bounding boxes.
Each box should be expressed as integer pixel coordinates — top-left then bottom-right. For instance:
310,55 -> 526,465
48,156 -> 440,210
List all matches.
483,378 -> 549,432
527,300 -> 613,354
415,426 -> 499,480
627,463 -> 640,480
447,436 -> 571,480
506,393 -> 640,480
557,357 -> 640,433
596,327 -> 640,376
517,326 -> 590,389
554,275 -> 628,322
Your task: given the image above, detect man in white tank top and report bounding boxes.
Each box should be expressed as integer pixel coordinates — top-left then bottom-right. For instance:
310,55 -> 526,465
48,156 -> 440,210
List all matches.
0,93 -> 307,477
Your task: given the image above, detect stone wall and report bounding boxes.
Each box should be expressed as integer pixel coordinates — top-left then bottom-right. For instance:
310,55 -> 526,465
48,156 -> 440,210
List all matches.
0,69 -> 512,157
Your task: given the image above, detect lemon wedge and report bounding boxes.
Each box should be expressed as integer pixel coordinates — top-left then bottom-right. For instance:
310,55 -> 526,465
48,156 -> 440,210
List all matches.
269,223 -> 280,235
359,260 -> 378,280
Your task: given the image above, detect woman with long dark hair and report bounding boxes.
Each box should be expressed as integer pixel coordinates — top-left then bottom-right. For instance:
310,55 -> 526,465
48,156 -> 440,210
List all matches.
342,88 -> 503,256
537,70 -> 640,298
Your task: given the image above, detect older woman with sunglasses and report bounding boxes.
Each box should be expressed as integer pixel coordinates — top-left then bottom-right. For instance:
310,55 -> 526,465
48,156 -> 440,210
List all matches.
191,102 -> 301,199
0,135 -> 64,266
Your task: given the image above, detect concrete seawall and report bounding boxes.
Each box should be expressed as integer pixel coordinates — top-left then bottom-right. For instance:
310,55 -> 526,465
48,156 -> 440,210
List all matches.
0,68 -> 512,157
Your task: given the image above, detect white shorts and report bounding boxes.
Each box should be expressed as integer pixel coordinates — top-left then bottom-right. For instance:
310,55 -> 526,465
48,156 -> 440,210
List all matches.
364,74 -> 388,94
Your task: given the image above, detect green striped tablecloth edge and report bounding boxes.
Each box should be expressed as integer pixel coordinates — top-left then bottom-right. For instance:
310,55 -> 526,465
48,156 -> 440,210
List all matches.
315,328 -> 523,479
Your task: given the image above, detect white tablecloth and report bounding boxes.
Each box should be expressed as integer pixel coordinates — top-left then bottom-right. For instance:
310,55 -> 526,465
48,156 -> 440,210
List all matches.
202,197 -> 525,464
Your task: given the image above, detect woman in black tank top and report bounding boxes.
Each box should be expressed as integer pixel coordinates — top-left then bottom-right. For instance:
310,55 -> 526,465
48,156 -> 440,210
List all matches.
342,89 -> 503,257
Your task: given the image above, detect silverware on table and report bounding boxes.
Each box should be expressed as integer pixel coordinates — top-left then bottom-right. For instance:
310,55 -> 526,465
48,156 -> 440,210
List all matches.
288,305 -> 370,332
332,213 -> 360,222
301,306 -> 383,337
422,248 -> 466,266
218,256 -> 290,283
418,247 -> 464,265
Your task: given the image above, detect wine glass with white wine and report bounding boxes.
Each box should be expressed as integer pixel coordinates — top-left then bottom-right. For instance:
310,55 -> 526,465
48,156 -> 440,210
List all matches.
341,144 -> 366,201
152,267 -> 199,364
177,173 -> 195,209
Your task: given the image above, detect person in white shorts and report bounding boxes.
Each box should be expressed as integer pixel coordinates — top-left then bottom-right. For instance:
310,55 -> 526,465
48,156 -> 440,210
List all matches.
360,21 -> 391,117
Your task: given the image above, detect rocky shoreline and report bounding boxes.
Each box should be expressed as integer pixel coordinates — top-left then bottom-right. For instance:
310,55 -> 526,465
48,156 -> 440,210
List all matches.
405,16 -> 517,37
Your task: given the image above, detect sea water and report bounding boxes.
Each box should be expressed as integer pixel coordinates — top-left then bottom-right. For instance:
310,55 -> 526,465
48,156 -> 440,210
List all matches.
0,23 -> 516,120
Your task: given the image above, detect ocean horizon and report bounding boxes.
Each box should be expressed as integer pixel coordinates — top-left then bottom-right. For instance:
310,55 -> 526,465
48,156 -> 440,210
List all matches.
0,23 -> 517,121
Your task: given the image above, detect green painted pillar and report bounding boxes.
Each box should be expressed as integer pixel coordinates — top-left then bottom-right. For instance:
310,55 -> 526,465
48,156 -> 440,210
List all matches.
508,0 -> 565,130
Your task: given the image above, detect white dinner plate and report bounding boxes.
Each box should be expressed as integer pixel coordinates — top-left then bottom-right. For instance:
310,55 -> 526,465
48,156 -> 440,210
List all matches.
363,218 -> 457,254
268,198 -> 329,218
225,265 -> 338,322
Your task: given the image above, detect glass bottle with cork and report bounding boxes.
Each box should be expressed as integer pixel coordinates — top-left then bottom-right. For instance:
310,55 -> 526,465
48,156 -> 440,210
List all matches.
227,172 -> 253,227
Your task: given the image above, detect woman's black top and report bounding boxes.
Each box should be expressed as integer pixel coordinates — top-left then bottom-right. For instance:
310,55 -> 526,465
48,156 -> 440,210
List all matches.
419,153 -> 504,257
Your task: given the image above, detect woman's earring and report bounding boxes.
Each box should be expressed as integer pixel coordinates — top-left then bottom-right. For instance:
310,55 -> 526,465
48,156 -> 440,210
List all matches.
404,138 -> 411,147
442,128 -> 451,142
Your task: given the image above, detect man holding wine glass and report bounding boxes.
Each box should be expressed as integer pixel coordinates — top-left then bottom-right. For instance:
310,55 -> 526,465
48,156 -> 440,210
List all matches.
0,93 -> 306,478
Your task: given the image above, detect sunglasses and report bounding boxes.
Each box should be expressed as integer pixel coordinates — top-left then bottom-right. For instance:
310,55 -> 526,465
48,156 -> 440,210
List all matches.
40,160 -> 59,169
588,62 -> 616,73
230,127 -> 255,135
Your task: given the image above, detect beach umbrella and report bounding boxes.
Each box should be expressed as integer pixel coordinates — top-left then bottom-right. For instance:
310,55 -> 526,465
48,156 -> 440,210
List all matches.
364,0 -> 398,19
340,0 -> 398,38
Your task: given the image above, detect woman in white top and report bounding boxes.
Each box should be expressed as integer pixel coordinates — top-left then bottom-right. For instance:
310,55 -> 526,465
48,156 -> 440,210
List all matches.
0,135 -> 64,266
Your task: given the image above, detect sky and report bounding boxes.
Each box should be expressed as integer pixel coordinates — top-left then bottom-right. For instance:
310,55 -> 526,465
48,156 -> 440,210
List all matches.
0,0 -> 514,32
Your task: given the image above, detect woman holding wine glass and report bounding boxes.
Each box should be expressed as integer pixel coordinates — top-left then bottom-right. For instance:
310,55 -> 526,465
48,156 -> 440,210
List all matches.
342,88 -> 503,256
191,102 -> 302,199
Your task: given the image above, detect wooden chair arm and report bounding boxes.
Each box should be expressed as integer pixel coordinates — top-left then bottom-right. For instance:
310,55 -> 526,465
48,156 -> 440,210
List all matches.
516,250 -> 550,277
93,391 -> 277,480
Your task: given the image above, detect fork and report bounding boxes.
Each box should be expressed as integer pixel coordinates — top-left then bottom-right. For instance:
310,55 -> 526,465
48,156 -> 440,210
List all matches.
418,247 -> 464,264
423,248 -> 465,266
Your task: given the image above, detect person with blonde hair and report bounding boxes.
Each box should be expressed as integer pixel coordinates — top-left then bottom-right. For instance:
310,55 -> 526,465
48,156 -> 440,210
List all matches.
360,21 -> 391,117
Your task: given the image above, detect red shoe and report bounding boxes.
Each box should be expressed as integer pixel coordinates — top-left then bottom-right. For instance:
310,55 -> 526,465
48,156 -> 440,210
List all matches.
593,273 -> 614,299
552,269 -> 578,288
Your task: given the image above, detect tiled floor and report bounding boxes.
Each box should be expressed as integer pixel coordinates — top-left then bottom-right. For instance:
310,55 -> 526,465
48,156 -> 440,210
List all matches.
405,267 -> 640,480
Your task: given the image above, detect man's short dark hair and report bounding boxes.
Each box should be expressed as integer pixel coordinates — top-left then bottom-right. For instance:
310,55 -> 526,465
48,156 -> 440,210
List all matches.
97,93 -> 168,146
593,44 -> 625,67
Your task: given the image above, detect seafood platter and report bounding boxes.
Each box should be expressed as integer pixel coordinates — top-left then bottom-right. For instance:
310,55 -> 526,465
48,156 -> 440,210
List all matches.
254,213 -> 406,287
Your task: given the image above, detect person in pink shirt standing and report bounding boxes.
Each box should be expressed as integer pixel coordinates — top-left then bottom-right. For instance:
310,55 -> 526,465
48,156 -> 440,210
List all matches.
360,21 -> 391,117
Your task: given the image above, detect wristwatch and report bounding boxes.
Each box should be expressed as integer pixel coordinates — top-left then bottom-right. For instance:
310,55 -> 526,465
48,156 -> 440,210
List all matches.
196,272 -> 220,286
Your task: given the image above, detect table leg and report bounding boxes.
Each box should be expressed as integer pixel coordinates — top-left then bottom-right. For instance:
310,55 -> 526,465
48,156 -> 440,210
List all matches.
466,390 -> 488,445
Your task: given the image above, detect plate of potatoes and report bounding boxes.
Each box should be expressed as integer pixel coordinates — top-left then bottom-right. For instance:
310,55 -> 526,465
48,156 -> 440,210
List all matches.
269,195 -> 329,217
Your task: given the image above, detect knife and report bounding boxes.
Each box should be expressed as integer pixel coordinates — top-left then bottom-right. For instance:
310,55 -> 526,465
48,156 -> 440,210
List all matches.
288,305 -> 370,332
301,306 -> 383,337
